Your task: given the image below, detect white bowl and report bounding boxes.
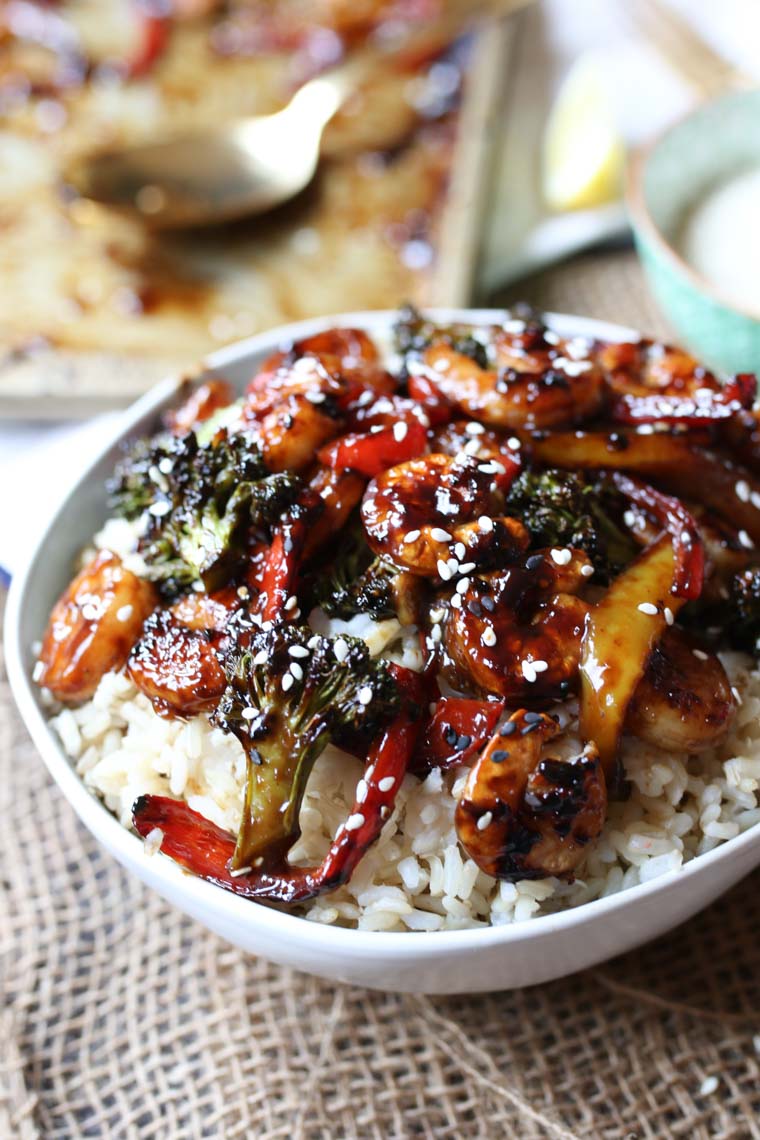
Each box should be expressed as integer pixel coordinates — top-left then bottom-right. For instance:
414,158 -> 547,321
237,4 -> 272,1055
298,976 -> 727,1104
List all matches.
6,309 -> 760,994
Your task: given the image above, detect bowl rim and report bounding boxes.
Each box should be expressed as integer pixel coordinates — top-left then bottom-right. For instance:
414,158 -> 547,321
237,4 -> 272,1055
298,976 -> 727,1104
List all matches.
6,306 -> 760,961
626,87 -> 760,327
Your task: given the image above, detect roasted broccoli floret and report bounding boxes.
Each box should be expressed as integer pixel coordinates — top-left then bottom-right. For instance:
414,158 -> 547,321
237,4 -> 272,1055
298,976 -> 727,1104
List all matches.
722,566 -> 760,654
394,304 -> 491,370
213,625 -> 402,868
506,468 -> 637,580
108,429 -> 302,596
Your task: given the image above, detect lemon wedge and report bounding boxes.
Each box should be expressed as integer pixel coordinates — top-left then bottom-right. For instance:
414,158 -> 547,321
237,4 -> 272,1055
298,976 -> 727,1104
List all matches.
542,55 -> 625,213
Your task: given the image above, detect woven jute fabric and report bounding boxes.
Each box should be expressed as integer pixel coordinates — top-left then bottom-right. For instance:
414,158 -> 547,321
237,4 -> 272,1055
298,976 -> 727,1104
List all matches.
3,251 -> 760,1140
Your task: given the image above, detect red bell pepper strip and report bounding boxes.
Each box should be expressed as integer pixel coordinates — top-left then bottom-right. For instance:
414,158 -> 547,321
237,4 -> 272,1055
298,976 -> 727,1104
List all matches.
256,517 -> 305,622
132,712 -> 419,903
610,472 -> 704,600
318,420 -> 427,478
406,371 -> 452,427
609,373 -> 756,426
411,697 -> 505,775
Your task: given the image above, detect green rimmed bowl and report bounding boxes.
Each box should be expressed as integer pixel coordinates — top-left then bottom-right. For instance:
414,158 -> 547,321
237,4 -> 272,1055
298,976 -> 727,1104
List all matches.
628,88 -> 760,374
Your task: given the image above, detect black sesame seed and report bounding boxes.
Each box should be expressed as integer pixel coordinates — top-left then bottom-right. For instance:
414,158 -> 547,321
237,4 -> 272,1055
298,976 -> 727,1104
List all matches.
250,747 -> 263,766
481,596 -> 496,613
456,733 -> 472,751
521,721 -> 542,736
467,599 -> 483,617
523,711 -> 543,724
491,750 -> 510,763
444,726 -> 458,747
525,554 -> 544,571
500,721 -> 517,737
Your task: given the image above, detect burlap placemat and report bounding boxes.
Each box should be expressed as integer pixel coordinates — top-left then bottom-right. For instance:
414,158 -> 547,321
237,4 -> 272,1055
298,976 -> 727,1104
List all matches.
3,251 -> 760,1140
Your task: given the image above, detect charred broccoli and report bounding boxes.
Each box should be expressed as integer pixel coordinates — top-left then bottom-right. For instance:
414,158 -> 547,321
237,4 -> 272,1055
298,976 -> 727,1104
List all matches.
213,624 -> 402,868
108,429 -> 302,596
723,566 -> 760,654
394,304 -> 491,370
506,468 -> 637,580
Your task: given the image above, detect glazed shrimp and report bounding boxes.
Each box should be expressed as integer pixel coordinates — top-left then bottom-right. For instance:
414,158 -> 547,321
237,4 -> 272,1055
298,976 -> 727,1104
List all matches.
242,393 -> 340,473
361,453 -> 528,577
442,551 -> 593,699
128,609 -> 227,718
37,550 -> 157,703
455,710 -> 607,880
626,629 -> 735,754
408,321 -> 605,430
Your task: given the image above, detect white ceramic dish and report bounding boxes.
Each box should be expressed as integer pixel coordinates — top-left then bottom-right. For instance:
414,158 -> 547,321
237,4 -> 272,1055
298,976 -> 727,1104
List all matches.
6,309 -> 760,994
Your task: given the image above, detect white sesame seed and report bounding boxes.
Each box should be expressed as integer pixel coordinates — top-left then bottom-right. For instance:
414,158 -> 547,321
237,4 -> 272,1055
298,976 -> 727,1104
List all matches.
345,813 -> 365,831
356,779 -> 368,803
738,529 -> 755,549
430,624 -> 442,644
458,561 -> 476,574
637,602 -> 658,616
334,638 -> 349,663
550,548 -> 572,566
680,529 -> 692,545
456,577 -> 471,594
289,662 -> 303,680
664,607 -> 674,626
393,421 -> 408,442
288,645 -> 309,658
623,510 -> 636,528
637,424 -> 654,435
503,318 -> 526,334
507,436 -> 521,450
430,606 -> 446,622
308,634 -> 321,649
241,708 -> 257,720
404,529 -> 421,544
522,661 -> 537,683
81,604 -> 100,621
143,828 -> 164,857
699,1076 -> 719,1097
532,660 -> 548,673
116,604 -> 133,623
465,421 -> 485,435
450,594 -> 462,609
454,542 -> 466,560
478,461 -> 505,475
370,424 -> 384,434
357,389 -> 374,406
284,594 -> 298,611
580,564 -> 594,578
478,516 -> 494,533
463,438 -> 482,456
158,457 -> 174,474
252,649 -> 268,665
305,389 -> 326,404
430,527 -> 452,542
260,620 -> 273,632
378,776 -> 396,793
148,500 -> 171,517
32,660 -> 44,682
282,674 -> 294,692
732,685 -> 743,706
544,329 -> 561,345
358,685 -> 373,705
476,811 -> 493,831
236,585 -> 249,600
693,649 -> 708,661
482,627 -> 497,647
447,557 -> 459,574
437,559 -> 452,581
735,479 -> 750,502
380,805 -> 390,819
752,492 -> 760,510
229,865 -> 253,878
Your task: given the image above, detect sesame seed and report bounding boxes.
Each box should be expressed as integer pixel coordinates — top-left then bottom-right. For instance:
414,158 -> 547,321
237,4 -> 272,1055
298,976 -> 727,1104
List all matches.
358,685 -> 373,705
664,607 -> 674,626
404,529 -> 421,543
736,479 -> 750,502
451,594 -> 463,609
522,661 -> 537,683
237,585 -> 250,600
532,660 -> 548,673
458,561 -> 476,574
465,421 -> 485,436
680,529 -> 693,545
116,604 -> 133,623
738,529 -> 754,549
525,554 -> 544,571
699,1076 -> 719,1097
334,638 -> 349,663
476,811 -> 493,831
638,602 -> 658,615
241,708 -> 256,720
732,685 -> 743,706
430,606 -> 446,622
463,438 -> 482,456
637,424 -> 654,435
693,649 -> 708,660
551,548 -> 572,566
491,750 -> 509,763
252,649 -> 268,665
482,627 -> 497,647
289,645 -> 310,658
289,662 -> 303,680
282,674 -> 294,692
447,557 -> 459,574
437,559 -> 452,581
32,660 -> 44,682
478,461 -> 505,474
158,457 -> 174,474
580,564 -> 594,578
752,492 -> 760,510
284,595 -> 298,611
357,389 -> 374,406
430,527 -> 452,542
378,776 -> 396,793
307,634 -> 321,648
544,329 -> 561,345
380,805 -> 390,819
430,624 -> 442,644
478,516 -> 494,533
305,389 -> 326,404
143,828 -> 164,857
623,510 -> 636,528
345,812 -> 365,831
229,865 -> 253,878
456,577 -> 470,594
454,542 -> 466,560
370,424 -> 384,434
356,779 -> 368,803
148,500 -> 171,517
393,421 -> 408,442
507,436 -> 521,450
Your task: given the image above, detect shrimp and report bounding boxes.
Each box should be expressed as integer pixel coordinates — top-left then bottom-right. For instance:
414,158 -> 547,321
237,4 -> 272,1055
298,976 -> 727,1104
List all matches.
455,710 -> 607,880
361,453 -> 527,577
165,379 -> 235,435
430,419 -> 519,465
626,629 -> 735,754
442,552 -> 592,699
127,610 -> 227,718
242,393 -> 340,473
37,550 -> 157,703
408,321 -> 605,430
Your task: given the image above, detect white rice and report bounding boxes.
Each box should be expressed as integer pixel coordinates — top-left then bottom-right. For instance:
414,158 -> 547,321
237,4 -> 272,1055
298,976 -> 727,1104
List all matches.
46,599 -> 760,932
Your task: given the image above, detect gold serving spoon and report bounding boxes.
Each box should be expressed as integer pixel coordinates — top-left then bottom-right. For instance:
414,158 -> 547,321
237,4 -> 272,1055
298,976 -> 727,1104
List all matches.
64,0 -> 530,230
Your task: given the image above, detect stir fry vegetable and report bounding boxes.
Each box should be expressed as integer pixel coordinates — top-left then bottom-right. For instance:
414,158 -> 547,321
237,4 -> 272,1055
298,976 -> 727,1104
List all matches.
36,306 -> 760,904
